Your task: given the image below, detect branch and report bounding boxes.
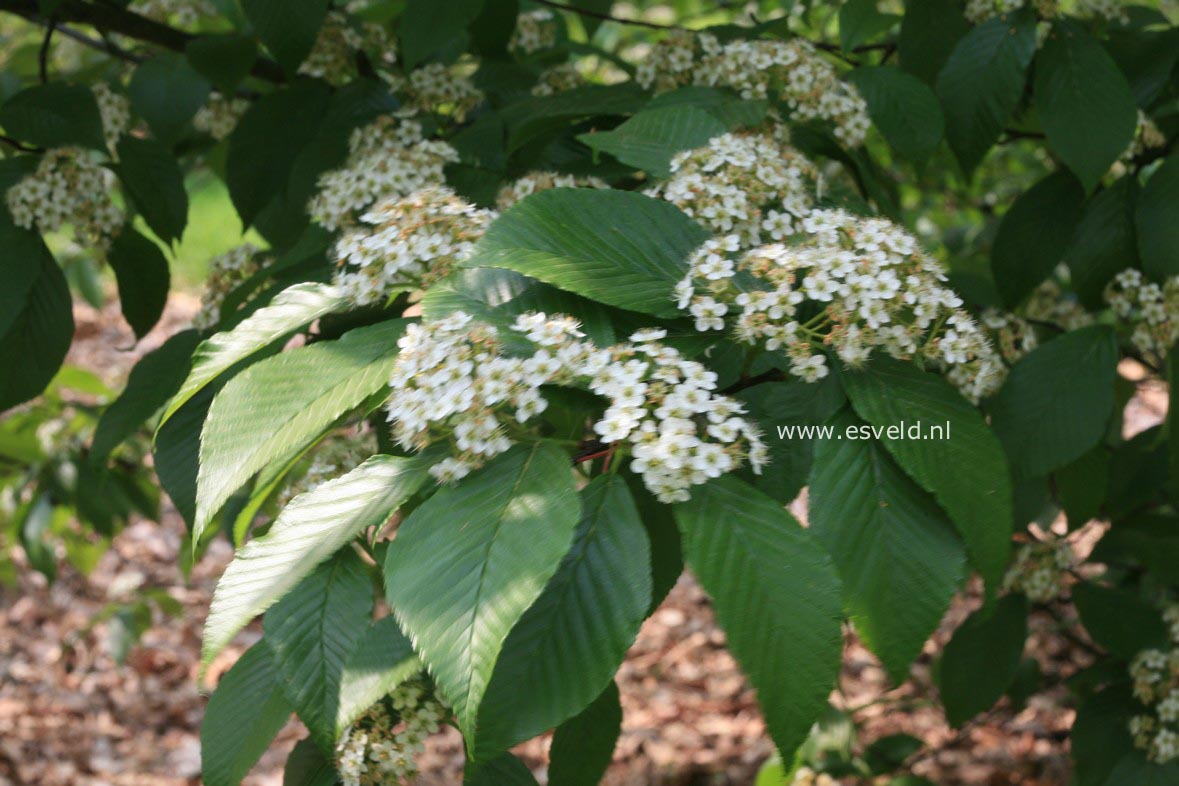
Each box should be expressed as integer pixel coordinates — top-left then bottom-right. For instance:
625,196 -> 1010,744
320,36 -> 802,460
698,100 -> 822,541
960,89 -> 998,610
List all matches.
38,17 -> 55,83
0,133 -> 42,152
0,0 -> 285,83
533,0 -> 685,30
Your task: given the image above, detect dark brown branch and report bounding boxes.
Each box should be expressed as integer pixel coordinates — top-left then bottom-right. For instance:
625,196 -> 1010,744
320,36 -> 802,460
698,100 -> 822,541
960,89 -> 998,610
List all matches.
0,134 -> 42,152
56,23 -> 145,65
38,17 -> 55,83
0,0 -> 285,83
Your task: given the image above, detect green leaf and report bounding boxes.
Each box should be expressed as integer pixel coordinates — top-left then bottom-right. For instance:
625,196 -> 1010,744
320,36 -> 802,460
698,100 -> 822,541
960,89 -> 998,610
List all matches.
128,54 -> 211,147
241,0 -> 331,72
809,411 -> 965,684
161,281 -> 347,427
937,594 -> 1028,727
399,0 -> 485,69
674,476 -> 843,759
644,86 -> 768,129
847,66 -> 944,162
501,83 -> 648,152
114,136 -> 189,244
384,443 -> 581,741
1073,686 -> 1136,786
465,189 -> 708,319
0,83 -> 105,150
989,326 -> 1119,479
92,329 -> 200,463
935,10 -> 1036,174
336,616 -> 421,735
0,199 -> 41,338
1034,21 -> 1138,193
466,753 -> 540,786
840,0 -> 899,53
864,734 -> 924,775
186,34 -> 258,93
107,229 -> 171,341
735,375 -> 846,503
195,318 -> 410,540
840,358 -> 1013,595
283,737 -> 339,786
898,0 -> 969,85
203,453 -> 432,668
548,681 -> 622,786
1073,583 -> 1168,659
990,170 -> 1085,308
473,475 -> 650,760
1066,175 -> 1140,308
154,386 -> 214,526
1103,753 -> 1179,786
0,219 -> 73,412
200,642 -> 293,786
1137,153 -> 1179,280
578,105 -> 727,177
1054,448 -> 1109,528
625,473 -> 683,612
265,550 -> 373,749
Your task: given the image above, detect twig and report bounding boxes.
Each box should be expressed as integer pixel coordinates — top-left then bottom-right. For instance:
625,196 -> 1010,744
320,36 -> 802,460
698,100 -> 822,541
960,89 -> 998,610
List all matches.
533,0 -> 685,30
56,23 -> 144,65
38,17 -> 55,83
0,134 -> 42,152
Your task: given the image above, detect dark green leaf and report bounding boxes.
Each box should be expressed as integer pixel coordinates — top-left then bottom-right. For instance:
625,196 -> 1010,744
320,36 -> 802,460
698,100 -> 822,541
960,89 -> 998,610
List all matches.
242,0 -> 331,72
1066,175 -> 1140,308
128,54 -> 211,147
1103,753 -> 1179,786
1073,583 -> 1168,659
864,734 -> 924,775
548,681 -> 622,786
336,616 -> 421,735
937,594 -> 1028,726
989,326 -> 1119,479
1034,21 -> 1137,193
0,83 -> 105,150
578,105 -> 727,177
115,137 -> 189,244
153,385 -> 214,526
675,476 -> 843,759
1054,448 -> 1109,528
1137,153 -> 1179,280
186,34 -> 258,93
935,10 -> 1036,174
1073,686 -> 1136,786
847,66 -> 944,162
466,753 -> 540,786
991,170 -> 1084,307
898,0 -> 969,85
840,0 -> 898,53
399,0 -> 485,69
283,737 -> 339,786
107,229 -> 171,341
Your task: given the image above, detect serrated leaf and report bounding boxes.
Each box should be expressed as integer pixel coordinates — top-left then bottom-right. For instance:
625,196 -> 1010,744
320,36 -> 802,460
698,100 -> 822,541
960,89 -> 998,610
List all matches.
935,10 -> 1036,174
1067,175 -> 1140,308
186,34 -> 258,93
384,443 -> 581,741
465,189 -> 708,319
839,0 -> 899,53
241,0 -> 331,72
1102,752 -> 1179,785
991,170 -> 1084,308
937,594 -> 1027,727
115,136 -> 189,243
128,54 -> 211,147
283,737 -> 339,786
399,0 -> 485,69
0,83 -> 106,150
265,550 -> 373,749
578,105 -> 727,177
336,616 -> 422,735
674,476 -> 843,759
107,229 -> 171,340
1034,21 -> 1137,193
195,318 -> 409,540
809,411 -> 965,684
466,753 -> 540,786
644,86 -> 767,129
548,681 -> 622,786
154,385 -> 214,526
847,66 -> 943,162
200,642 -> 293,786
161,281 -> 347,426
472,475 -> 650,760
1073,686 -> 1136,786
1073,583 -> 1168,659
990,326 -> 1119,479
1137,153 -> 1179,280
840,358 -> 1013,595
898,0 -> 969,85
203,453 -> 432,668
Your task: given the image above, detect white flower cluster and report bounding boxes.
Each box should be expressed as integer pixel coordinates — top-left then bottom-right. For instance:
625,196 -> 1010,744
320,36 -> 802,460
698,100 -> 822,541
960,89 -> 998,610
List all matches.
333,186 -> 495,306
128,0 -> 211,26
532,62 -> 585,96
1123,110 -> 1167,162
385,313 -> 766,502
1079,0 -> 1130,23
963,0 -> 1055,23
495,171 -> 610,210
308,113 -> 459,231
674,210 -> 1006,401
5,148 -> 123,253
192,94 -> 250,141
1104,268 -> 1179,358
389,63 -> 483,123
510,9 -> 558,54
92,83 -> 130,152
981,310 -> 1038,364
1001,540 -> 1072,603
790,767 -> 836,786
193,244 -> 265,330
1023,278 -> 1094,331
336,676 -> 450,786
650,129 -> 819,245
1129,605 -> 1179,764
299,11 -> 391,86
636,32 -> 870,146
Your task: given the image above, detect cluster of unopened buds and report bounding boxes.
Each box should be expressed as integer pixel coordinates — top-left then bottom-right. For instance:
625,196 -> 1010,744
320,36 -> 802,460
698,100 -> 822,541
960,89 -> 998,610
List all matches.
1104,268 -> 1179,359
675,209 -> 1006,401
308,113 -> 460,231
1123,111 -> 1167,162
650,128 -> 820,245
965,0 -> 1127,23
92,83 -> 130,152
277,429 -> 378,508
790,766 -> 837,786
389,62 -> 483,123
5,148 -> 123,254
333,186 -> 495,307
496,171 -> 610,210
193,94 -> 250,141
336,676 -> 450,786
532,62 -> 585,96
1001,540 -> 1072,603
637,32 -> 870,146
385,312 -> 766,502
510,9 -> 558,53
128,0 -> 211,26
193,244 -> 266,330
981,310 -> 1038,364
299,11 -> 391,85
1129,605 -> 1179,764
